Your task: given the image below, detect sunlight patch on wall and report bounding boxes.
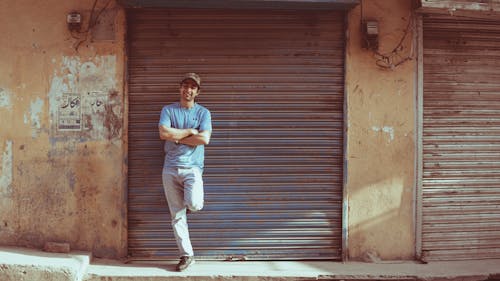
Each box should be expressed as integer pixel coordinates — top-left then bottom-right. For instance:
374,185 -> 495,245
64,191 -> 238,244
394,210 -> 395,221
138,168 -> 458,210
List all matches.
349,176 -> 404,230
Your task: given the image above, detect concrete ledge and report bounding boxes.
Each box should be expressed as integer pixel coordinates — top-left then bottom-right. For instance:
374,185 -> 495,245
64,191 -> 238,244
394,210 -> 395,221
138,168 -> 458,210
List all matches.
84,258 -> 500,281
1,246 -> 499,281
0,246 -> 91,281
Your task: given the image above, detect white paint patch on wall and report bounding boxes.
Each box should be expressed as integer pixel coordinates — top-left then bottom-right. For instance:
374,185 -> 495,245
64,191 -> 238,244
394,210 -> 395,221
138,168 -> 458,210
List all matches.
372,126 -> 395,142
0,88 -> 12,110
48,56 -> 81,127
24,98 -> 44,137
48,55 -> 117,125
0,140 -> 13,196
61,56 -> 80,91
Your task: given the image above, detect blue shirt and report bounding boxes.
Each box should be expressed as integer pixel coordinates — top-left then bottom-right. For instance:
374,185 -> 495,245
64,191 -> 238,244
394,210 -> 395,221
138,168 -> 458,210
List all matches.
159,102 -> 212,169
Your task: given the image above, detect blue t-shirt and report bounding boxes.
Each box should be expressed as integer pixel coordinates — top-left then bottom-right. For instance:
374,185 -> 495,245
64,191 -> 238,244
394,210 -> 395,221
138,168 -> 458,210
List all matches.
159,102 -> 212,169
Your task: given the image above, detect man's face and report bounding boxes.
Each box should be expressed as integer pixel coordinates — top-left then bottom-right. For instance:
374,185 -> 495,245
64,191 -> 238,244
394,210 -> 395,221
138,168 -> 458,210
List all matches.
179,79 -> 200,102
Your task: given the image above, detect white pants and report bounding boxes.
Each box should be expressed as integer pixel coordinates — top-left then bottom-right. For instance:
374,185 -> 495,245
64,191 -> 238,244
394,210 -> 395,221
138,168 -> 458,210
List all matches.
162,167 -> 204,257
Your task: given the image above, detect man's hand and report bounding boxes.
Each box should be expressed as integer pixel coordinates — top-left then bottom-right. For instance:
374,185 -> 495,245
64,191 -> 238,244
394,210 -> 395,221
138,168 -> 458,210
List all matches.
187,128 -> 199,136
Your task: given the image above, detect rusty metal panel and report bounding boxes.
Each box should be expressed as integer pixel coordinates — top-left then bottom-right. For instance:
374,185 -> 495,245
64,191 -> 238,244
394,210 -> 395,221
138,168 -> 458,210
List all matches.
419,0 -> 500,11
417,0 -> 500,19
127,9 -> 345,261
422,14 -> 500,261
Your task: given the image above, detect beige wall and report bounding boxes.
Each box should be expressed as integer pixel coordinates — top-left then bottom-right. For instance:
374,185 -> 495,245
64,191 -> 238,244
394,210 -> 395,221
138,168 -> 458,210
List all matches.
345,0 -> 416,260
0,0 -> 127,258
0,0 -> 417,260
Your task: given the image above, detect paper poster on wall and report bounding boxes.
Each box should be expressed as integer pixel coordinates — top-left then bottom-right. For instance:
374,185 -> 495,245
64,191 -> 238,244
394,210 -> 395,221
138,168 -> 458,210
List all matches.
82,91 -> 108,130
57,93 -> 81,131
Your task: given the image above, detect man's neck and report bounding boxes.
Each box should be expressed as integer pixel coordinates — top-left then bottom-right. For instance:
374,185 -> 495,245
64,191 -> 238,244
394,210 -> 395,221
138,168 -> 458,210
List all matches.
180,100 -> 195,109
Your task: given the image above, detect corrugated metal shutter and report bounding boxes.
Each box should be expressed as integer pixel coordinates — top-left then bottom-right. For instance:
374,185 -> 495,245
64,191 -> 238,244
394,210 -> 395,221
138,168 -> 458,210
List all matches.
127,8 -> 345,261
422,15 -> 500,261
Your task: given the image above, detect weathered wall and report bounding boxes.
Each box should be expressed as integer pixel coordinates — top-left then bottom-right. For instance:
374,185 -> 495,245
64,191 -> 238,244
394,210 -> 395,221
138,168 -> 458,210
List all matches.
1,0 -> 418,261
345,0 -> 416,260
0,0 -> 127,258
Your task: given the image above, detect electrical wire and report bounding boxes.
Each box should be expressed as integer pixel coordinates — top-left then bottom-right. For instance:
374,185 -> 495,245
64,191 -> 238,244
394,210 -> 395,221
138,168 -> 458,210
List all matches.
71,0 -> 112,51
373,12 -> 415,69
360,0 -> 415,70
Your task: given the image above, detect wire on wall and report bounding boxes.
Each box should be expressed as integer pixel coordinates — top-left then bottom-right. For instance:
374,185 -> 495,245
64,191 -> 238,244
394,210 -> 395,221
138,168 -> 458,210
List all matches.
374,13 -> 415,69
360,0 -> 416,70
71,0 -> 112,51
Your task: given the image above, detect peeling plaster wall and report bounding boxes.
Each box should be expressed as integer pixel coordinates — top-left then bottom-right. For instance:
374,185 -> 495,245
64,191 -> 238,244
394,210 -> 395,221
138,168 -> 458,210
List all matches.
0,0 -> 127,258
345,0 -> 416,260
0,141 -> 13,195
0,88 -> 13,109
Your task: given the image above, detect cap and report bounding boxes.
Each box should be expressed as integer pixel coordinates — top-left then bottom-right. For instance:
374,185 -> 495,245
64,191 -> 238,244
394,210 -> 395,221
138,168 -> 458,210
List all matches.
181,72 -> 201,88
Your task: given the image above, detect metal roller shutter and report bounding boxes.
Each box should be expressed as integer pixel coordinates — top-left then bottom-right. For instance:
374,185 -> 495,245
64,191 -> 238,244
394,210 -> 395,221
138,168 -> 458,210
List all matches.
422,15 -> 500,261
127,8 -> 345,261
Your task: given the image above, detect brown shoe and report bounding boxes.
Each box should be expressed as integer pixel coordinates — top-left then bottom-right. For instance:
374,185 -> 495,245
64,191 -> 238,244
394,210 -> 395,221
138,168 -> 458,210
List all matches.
176,256 -> 195,272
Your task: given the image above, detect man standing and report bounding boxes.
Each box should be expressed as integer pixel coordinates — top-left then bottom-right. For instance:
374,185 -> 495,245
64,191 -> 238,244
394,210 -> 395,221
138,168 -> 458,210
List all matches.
158,73 -> 212,271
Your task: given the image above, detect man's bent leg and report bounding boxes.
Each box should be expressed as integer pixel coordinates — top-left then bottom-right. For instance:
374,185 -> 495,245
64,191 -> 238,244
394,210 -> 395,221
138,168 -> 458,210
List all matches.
162,168 -> 194,257
181,167 -> 204,212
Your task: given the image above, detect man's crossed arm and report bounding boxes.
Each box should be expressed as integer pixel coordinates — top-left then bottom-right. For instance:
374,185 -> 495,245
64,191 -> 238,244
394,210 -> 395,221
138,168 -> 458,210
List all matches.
159,125 -> 211,146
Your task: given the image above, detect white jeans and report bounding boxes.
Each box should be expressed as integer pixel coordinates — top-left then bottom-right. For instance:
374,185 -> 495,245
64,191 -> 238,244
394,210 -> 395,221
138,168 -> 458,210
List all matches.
162,167 -> 204,257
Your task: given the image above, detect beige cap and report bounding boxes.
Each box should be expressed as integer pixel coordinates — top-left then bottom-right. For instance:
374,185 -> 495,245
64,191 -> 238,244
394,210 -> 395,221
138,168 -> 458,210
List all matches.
181,72 -> 201,88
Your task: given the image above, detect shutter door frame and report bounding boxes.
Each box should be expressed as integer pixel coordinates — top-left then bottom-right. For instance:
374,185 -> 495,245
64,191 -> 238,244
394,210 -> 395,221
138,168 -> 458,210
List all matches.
127,8 -> 346,261
419,14 -> 500,261
118,0 -> 360,10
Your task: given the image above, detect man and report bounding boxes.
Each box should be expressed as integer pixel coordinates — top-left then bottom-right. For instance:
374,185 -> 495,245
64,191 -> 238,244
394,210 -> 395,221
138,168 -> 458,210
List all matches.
158,73 -> 212,271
